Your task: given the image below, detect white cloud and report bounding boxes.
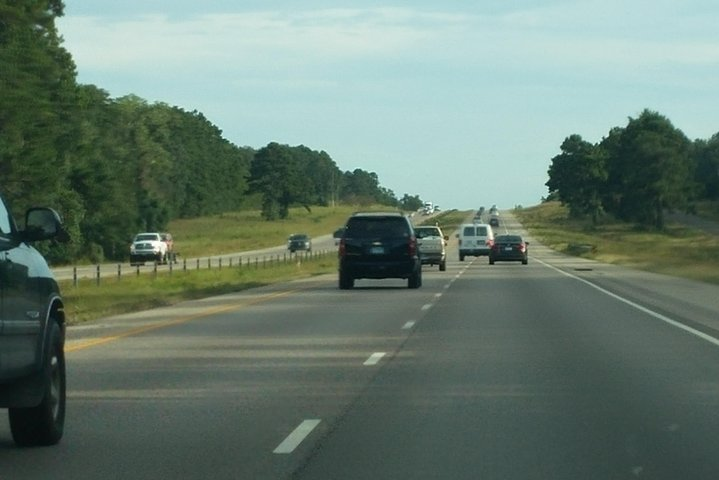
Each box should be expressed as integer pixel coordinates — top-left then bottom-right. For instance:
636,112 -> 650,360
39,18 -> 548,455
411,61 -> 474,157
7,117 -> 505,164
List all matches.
58,4 -> 719,85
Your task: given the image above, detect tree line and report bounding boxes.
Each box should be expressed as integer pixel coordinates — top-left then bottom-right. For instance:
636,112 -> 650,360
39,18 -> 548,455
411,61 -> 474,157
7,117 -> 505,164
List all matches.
0,1 -> 423,264
546,109 -> 719,229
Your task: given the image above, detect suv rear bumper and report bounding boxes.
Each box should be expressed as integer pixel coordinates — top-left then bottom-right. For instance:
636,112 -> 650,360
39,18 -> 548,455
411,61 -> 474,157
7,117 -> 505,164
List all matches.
340,258 -> 420,279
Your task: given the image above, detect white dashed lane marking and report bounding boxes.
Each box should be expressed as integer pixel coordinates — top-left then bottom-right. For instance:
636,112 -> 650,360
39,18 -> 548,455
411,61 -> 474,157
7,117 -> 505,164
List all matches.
273,419 -> 321,454
363,352 -> 386,366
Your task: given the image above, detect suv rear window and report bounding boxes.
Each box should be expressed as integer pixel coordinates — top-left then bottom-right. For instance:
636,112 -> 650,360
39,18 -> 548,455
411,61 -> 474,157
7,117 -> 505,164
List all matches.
346,217 -> 410,238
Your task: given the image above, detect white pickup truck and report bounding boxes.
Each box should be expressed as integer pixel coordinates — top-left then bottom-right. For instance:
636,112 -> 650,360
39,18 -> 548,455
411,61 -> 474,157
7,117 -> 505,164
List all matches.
129,232 -> 174,265
414,225 -> 448,271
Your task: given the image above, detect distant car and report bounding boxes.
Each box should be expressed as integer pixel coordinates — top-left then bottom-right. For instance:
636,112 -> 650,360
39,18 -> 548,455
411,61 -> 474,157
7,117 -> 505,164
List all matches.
489,234 -> 529,265
130,232 -> 172,265
489,215 -> 500,227
287,233 -> 312,253
414,225 -> 448,271
338,212 -> 422,289
456,223 -> 494,261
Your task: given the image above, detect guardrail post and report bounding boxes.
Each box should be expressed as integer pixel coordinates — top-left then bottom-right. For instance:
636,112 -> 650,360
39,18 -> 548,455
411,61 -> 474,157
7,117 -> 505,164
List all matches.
73,267 -> 78,287
96,265 -> 101,286
229,257 -> 233,268
219,258 -> 222,270
183,258 -> 187,272
196,258 -> 200,270
208,258 -> 212,269
153,262 -> 158,278
117,264 -> 121,280
169,260 -> 173,275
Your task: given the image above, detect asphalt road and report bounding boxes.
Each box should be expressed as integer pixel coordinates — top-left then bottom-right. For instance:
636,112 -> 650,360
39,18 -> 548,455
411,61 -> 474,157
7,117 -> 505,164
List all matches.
2,213 -> 719,479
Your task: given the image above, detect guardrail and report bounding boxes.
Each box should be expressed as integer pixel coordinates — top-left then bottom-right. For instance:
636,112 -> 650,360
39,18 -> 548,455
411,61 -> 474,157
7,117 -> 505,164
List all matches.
60,249 -> 333,287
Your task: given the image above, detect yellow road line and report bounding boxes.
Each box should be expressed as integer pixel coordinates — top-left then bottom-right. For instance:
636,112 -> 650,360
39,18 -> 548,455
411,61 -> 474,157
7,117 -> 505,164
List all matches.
65,288 -> 302,353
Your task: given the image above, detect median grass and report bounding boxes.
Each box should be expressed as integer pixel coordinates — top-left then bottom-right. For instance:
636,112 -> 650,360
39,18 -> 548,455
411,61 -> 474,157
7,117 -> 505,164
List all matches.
514,202 -> 719,284
62,252 -> 337,324
171,204 -> 385,257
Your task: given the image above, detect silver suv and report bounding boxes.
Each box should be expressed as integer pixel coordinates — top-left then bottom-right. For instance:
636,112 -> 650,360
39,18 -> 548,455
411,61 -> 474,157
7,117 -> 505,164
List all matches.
0,191 -> 68,446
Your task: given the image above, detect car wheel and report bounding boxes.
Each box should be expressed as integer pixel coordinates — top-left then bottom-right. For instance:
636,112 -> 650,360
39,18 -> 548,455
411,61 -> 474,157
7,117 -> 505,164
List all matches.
459,253 -> 465,262
9,321 -> 66,447
439,260 -> 446,272
489,258 -> 495,265
408,269 -> 422,289
339,271 -> 354,289
522,258 -> 528,265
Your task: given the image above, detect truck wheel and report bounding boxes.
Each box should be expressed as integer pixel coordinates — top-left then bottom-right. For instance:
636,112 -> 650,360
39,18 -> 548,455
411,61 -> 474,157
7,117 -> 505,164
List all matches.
408,269 -> 422,289
439,260 -> 446,271
339,271 -> 354,290
459,253 -> 465,262
9,321 -> 66,446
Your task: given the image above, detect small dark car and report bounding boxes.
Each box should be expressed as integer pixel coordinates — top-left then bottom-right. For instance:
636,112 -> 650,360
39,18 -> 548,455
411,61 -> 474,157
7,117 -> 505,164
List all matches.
489,234 -> 529,265
0,191 -> 68,446
337,212 -> 421,289
287,233 -> 312,253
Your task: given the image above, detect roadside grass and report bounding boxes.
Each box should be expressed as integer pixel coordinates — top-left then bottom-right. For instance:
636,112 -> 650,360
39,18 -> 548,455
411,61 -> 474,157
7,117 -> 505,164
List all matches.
62,252 -> 337,324
169,204 -> 390,257
514,202 -> 719,285
415,209 -> 471,234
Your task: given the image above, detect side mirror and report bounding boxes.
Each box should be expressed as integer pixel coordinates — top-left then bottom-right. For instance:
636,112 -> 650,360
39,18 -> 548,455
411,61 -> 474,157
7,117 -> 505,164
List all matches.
22,207 -> 69,243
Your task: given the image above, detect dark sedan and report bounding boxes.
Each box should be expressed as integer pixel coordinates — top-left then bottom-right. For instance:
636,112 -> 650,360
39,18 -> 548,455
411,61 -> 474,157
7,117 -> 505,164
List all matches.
489,234 -> 528,265
287,233 -> 312,253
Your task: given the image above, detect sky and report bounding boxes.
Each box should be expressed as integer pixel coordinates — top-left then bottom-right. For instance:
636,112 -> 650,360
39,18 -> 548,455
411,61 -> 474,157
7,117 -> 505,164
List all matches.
56,0 -> 719,210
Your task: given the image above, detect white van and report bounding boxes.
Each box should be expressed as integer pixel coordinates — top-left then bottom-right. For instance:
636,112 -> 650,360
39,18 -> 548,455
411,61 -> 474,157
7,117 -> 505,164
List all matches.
456,223 -> 495,261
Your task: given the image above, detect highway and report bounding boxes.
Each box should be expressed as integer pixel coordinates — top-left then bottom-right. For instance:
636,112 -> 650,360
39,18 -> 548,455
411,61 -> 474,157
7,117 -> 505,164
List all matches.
2,213 -> 719,479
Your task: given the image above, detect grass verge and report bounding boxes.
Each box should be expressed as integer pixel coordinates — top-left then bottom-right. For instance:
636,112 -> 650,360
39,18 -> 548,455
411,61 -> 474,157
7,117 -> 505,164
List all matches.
514,202 -> 719,285
63,252 -> 337,325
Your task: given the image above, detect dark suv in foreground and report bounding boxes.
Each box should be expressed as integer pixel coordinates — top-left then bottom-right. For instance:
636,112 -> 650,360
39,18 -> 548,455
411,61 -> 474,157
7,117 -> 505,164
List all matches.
0,191 -> 68,446
338,212 -> 422,289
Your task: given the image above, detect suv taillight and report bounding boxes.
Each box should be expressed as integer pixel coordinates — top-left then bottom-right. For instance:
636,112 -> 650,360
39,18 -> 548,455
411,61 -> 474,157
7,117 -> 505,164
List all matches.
409,235 -> 418,256
338,238 -> 346,257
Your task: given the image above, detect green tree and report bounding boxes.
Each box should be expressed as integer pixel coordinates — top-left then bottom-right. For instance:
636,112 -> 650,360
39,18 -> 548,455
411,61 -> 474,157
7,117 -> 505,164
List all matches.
399,194 -> 424,211
251,143 -> 297,220
0,0 -> 77,210
694,134 -> 719,200
607,110 -> 698,229
546,134 -> 607,225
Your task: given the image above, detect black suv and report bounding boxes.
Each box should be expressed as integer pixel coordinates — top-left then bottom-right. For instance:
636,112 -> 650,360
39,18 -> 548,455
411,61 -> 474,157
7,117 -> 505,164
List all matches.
338,212 -> 422,289
0,191 -> 68,446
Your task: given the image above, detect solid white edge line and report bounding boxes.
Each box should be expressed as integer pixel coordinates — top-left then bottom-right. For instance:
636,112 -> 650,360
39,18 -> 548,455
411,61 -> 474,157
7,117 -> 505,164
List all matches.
273,419 -> 321,454
363,352 -> 386,366
536,258 -> 719,348
402,321 -> 416,330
